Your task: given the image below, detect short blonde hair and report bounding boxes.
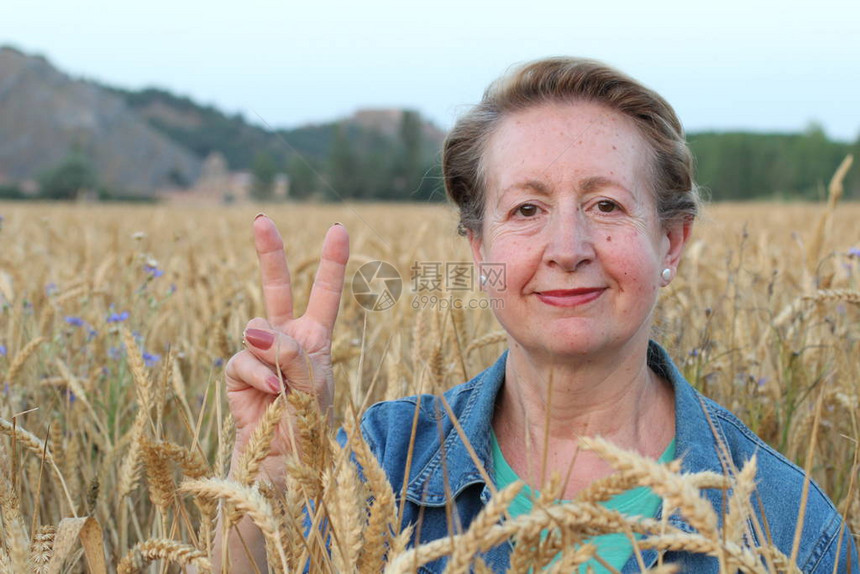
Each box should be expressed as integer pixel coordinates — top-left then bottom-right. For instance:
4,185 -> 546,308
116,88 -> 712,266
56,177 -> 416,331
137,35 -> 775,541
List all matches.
443,57 -> 700,236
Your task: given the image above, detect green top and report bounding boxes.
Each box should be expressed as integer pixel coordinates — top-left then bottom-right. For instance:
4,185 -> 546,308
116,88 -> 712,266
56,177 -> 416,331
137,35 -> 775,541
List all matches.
490,430 -> 676,573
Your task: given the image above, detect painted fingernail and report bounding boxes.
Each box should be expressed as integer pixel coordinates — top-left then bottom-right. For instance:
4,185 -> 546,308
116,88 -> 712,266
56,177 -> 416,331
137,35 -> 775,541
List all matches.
254,212 -> 267,221
244,328 -> 274,350
266,375 -> 282,393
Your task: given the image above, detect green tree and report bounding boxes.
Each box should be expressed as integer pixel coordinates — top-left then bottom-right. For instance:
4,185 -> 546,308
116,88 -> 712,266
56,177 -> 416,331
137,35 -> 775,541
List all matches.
391,110 -> 424,199
329,124 -> 359,199
286,155 -> 319,200
251,151 -> 278,201
38,153 -> 98,200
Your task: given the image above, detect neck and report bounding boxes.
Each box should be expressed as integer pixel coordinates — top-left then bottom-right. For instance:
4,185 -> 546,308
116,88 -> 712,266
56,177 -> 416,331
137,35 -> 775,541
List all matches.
492,338 -> 674,496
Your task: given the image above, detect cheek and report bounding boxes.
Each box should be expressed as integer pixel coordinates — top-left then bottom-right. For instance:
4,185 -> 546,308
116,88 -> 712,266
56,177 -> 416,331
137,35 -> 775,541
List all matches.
604,233 -> 661,292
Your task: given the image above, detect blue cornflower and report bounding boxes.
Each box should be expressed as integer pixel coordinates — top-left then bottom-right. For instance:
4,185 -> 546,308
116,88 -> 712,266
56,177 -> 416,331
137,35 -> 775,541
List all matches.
848,247 -> 860,258
213,357 -> 224,368
0,344 -> 6,356
107,311 -> 130,323
108,346 -> 124,360
756,377 -> 769,388
143,352 -> 161,367
144,264 -> 165,278
64,316 -> 85,327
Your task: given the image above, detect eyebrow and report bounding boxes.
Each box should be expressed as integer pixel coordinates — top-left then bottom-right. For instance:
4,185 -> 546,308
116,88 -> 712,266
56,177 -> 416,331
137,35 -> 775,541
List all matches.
498,176 -> 632,201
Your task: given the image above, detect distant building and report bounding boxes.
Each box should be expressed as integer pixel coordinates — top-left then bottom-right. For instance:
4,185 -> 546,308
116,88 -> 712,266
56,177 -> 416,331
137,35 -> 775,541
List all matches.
162,152 -> 258,204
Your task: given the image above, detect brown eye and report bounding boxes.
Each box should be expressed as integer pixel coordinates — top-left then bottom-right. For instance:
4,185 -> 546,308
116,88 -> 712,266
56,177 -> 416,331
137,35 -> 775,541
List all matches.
597,200 -> 617,213
517,204 -> 538,217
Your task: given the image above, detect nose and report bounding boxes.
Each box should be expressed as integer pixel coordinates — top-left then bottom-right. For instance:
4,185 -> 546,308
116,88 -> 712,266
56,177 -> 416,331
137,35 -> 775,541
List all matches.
543,206 -> 595,272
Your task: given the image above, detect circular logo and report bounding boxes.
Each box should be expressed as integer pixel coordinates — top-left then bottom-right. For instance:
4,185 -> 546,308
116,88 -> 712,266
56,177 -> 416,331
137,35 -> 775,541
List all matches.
352,261 -> 402,311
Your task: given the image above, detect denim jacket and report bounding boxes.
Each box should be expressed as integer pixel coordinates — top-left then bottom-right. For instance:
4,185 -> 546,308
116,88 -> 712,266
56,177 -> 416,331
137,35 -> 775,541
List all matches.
357,342 -> 858,573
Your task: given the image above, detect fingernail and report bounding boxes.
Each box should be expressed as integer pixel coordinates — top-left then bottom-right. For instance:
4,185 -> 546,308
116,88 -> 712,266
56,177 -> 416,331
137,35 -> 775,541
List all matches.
244,328 -> 274,350
266,375 -> 282,393
254,212 -> 267,221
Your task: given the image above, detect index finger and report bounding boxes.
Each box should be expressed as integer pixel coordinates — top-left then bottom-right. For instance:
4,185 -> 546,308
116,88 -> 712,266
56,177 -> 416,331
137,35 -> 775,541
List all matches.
253,214 -> 293,325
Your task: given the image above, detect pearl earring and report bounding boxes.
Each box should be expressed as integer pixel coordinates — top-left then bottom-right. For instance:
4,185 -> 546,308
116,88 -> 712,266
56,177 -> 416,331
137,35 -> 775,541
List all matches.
661,268 -> 672,282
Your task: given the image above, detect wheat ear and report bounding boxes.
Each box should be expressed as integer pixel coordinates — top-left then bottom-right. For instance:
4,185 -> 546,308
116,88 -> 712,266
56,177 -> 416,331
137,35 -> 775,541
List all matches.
323,452 -> 365,573
0,418 -> 75,514
581,436 -> 719,539
234,394 -> 286,486
27,525 -> 56,574
0,471 -> 29,572
445,481 -> 523,574
122,327 -> 153,411
464,330 -> 507,357
724,454 -> 758,545
4,336 -> 46,385
180,477 -> 287,572
343,407 -> 398,574
117,539 -> 211,574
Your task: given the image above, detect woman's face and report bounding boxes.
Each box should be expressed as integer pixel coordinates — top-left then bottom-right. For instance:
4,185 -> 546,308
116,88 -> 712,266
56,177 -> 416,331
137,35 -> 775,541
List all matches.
469,101 -> 689,361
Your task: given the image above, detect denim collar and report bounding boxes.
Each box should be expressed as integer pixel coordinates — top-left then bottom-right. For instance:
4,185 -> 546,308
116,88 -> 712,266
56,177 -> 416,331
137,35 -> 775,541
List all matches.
404,341 -> 733,533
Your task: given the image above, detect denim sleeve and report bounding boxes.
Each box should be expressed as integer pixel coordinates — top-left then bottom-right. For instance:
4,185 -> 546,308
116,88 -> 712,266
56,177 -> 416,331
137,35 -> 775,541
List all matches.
807,518 -> 859,573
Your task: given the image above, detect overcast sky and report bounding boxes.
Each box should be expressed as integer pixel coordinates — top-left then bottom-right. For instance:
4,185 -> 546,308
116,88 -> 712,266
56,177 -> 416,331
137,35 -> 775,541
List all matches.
5,0 -> 859,141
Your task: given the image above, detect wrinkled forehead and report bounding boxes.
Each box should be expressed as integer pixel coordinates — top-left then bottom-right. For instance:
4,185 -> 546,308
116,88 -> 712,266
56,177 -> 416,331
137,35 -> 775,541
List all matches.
477,101 -> 658,202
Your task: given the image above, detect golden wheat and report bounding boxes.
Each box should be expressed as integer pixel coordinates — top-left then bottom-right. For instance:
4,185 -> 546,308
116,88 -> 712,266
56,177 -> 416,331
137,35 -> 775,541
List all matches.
0,195 -> 857,572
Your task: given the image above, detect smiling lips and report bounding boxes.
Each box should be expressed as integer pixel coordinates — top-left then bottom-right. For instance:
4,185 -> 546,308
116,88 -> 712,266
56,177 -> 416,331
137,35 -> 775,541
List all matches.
535,288 -> 606,307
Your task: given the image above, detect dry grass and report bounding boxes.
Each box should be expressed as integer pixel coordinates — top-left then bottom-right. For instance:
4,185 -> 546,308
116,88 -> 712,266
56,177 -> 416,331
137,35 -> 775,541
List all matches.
0,182 -> 858,572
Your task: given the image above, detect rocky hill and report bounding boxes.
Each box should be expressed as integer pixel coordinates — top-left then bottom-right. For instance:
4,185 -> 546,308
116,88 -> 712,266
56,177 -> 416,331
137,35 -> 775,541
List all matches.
0,46 -> 446,197
0,46 -> 202,192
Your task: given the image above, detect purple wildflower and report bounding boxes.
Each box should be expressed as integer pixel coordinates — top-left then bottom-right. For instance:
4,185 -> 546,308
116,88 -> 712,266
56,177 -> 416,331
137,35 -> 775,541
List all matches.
143,352 -> 161,367
144,264 -> 165,278
0,344 -> 6,356
107,311 -> 130,323
213,357 -> 224,368
64,316 -> 85,327
848,247 -> 860,258
108,346 -> 124,360
756,377 -> 769,387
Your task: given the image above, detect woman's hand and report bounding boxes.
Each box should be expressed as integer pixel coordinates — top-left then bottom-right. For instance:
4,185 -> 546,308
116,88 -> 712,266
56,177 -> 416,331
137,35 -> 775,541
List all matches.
224,215 -> 349,472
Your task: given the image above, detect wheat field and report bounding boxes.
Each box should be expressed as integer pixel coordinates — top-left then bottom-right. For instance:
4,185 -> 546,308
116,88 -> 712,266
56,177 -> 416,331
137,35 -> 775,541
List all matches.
0,183 -> 858,572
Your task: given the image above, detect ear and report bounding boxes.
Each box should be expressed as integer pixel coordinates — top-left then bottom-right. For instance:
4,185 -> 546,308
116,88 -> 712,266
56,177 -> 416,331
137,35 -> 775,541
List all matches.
468,229 -> 485,277
661,217 -> 692,273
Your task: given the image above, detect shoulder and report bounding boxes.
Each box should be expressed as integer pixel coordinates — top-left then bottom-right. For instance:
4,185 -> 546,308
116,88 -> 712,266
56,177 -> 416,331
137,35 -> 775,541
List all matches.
649,341 -> 853,572
686,385 -> 852,572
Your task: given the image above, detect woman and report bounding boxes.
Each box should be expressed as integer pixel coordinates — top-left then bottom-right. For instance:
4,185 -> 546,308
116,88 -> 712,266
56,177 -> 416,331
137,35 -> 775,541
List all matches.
223,58 -> 858,572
